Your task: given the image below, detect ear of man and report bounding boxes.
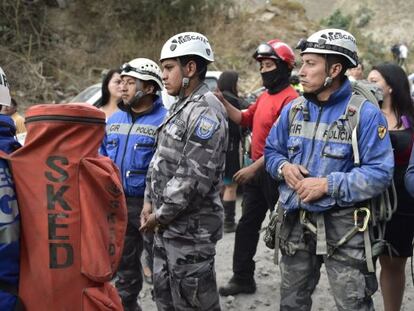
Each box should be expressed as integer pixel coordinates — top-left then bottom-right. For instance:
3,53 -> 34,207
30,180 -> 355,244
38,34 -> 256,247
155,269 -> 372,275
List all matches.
185,60 -> 198,79
329,62 -> 343,79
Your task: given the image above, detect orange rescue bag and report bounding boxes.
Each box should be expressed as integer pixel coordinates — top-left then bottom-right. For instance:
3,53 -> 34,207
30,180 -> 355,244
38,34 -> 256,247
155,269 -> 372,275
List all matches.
7,103 -> 127,310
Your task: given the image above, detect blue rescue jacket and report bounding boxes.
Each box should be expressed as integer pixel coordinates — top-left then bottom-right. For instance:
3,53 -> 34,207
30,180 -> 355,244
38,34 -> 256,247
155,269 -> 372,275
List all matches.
265,79 -> 394,212
101,97 -> 167,197
0,115 -> 21,311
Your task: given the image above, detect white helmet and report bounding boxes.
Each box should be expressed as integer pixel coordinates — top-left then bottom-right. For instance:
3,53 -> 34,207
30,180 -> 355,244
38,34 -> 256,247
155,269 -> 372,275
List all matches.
120,58 -> 163,90
296,28 -> 358,67
0,66 -> 11,107
160,32 -> 214,63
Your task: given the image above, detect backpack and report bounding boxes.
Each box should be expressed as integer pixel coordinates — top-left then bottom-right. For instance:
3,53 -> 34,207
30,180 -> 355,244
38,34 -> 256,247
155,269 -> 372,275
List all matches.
1,104 -> 127,310
266,81 -> 396,271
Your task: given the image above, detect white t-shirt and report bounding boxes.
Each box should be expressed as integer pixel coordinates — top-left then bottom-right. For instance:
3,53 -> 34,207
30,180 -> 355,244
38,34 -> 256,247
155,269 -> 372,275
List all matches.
399,44 -> 408,59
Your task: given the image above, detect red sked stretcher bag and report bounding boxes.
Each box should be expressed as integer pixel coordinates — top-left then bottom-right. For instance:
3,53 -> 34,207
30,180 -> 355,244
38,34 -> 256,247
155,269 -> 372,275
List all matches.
7,103 -> 127,310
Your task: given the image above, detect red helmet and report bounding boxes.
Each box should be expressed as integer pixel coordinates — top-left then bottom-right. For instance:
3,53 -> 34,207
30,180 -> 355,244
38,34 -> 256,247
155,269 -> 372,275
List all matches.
253,39 -> 295,69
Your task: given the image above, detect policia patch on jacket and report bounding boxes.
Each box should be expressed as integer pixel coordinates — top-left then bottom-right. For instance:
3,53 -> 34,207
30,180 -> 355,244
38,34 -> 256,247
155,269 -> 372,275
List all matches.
378,125 -> 387,139
191,115 -> 218,142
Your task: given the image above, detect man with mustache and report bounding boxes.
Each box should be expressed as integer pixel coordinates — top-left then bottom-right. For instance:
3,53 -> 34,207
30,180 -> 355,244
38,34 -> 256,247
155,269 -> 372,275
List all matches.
265,28 -> 394,310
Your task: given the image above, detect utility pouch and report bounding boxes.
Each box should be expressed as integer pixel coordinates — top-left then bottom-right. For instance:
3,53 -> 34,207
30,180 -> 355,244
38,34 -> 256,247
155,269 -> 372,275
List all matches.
263,210 -> 279,250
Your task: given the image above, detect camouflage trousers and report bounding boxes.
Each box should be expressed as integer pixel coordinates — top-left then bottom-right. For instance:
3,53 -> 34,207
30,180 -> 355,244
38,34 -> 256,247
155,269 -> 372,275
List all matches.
115,197 -> 144,311
153,233 -> 221,311
279,207 -> 378,311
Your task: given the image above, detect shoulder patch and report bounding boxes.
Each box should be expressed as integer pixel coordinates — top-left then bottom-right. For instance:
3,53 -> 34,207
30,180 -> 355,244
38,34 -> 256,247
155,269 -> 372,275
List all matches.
194,115 -> 217,140
378,125 -> 387,139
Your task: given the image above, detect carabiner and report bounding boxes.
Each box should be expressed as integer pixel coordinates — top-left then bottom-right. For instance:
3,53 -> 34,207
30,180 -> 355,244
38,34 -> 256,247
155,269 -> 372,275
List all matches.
354,207 -> 370,232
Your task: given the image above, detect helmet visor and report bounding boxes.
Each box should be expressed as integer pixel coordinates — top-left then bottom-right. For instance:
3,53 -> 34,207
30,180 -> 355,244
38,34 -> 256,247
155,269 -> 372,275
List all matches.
253,43 -> 280,60
295,38 -> 358,64
120,63 -> 161,81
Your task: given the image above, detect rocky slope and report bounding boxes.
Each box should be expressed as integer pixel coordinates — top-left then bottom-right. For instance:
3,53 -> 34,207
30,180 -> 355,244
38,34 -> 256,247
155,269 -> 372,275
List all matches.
299,0 -> 413,43
2,0 -> 413,109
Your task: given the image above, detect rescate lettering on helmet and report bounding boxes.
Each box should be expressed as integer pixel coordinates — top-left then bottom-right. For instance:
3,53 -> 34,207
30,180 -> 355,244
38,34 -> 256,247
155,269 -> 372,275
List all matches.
325,31 -> 356,44
177,34 -> 209,45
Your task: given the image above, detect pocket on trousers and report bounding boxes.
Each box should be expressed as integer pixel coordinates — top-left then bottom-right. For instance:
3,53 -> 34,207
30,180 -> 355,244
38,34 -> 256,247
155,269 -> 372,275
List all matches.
179,277 -> 200,309
364,272 -> 378,298
171,263 -> 218,310
82,283 -> 123,311
344,270 -> 377,303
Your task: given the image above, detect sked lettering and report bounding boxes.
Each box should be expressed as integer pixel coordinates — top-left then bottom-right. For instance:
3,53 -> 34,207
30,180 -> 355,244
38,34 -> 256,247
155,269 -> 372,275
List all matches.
45,156 -> 73,269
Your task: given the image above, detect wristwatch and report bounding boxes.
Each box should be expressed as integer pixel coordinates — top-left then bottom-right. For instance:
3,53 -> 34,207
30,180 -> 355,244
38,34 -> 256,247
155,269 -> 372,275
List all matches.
277,161 -> 288,180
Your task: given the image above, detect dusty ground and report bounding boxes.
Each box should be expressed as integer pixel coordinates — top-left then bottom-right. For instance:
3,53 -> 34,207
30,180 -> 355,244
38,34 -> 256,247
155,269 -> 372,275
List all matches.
140,197 -> 414,310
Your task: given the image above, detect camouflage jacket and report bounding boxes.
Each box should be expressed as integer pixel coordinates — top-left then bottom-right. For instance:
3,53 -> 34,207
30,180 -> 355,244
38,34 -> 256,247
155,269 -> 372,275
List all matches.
145,83 -> 228,241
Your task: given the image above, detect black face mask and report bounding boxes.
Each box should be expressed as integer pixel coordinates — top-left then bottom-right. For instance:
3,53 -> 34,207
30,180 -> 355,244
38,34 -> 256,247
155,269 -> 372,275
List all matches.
260,62 -> 291,94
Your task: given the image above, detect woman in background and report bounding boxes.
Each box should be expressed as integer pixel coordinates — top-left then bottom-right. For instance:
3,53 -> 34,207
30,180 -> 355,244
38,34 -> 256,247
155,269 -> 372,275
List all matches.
217,71 -> 243,233
368,63 -> 414,311
95,69 -> 122,118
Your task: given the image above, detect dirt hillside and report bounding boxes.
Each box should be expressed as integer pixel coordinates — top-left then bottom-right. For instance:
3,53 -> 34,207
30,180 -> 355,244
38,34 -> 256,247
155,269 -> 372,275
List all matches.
2,0 -> 412,109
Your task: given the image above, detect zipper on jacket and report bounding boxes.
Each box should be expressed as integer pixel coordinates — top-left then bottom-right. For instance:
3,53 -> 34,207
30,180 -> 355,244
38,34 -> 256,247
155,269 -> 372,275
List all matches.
305,106 -> 323,169
120,121 -> 135,176
134,142 -> 155,150
322,152 -> 346,160
126,169 -> 147,177
25,115 -> 105,125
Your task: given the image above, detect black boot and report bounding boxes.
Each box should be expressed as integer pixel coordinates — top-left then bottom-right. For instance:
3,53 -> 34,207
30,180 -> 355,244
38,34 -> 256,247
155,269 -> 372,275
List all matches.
223,200 -> 237,233
218,276 -> 256,296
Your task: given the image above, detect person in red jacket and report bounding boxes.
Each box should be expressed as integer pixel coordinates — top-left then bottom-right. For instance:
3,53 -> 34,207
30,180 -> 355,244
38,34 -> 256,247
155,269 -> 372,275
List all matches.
216,39 -> 298,295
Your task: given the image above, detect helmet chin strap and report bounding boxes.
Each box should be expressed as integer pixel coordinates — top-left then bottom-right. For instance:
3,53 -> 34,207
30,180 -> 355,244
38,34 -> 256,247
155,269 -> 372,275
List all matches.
176,58 -> 190,99
129,80 -> 148,107
179,77 -> 189,99
323,76 -> 333,87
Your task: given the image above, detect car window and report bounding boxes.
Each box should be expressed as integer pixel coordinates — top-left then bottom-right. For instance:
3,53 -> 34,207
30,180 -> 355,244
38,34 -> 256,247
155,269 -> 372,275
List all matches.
205,77 -> 218,91
70,84 -> 101,105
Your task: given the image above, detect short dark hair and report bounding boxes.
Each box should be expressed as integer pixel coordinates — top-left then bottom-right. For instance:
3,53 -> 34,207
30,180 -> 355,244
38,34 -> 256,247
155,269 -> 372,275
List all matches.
178,55 -> 208,80
358,59 -> 364,70
96,69 -> 121,108
10,98 -> 17,108
142,80 -> 160,94
326,54 -> 349,80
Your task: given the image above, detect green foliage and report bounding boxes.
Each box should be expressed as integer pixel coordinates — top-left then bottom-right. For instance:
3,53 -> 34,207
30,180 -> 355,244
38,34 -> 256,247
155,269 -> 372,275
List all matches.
0,1 -> 58,104
61,0 -> 234,78
321,9 -> 351,30
0,1 -> 52,55
356,33 -> 387,69
271,0 -> 304,12
318,8 -> 386,71
0,0 -> 233,105
355,6 -> 374,28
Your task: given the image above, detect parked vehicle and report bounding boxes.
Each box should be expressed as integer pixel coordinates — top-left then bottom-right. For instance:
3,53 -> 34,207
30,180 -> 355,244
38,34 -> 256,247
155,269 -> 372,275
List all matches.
69,71 -> 223,109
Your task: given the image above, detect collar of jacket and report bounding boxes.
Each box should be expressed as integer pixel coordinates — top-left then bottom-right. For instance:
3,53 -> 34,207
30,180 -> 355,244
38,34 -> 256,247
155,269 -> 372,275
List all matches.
303,78 -> 352,107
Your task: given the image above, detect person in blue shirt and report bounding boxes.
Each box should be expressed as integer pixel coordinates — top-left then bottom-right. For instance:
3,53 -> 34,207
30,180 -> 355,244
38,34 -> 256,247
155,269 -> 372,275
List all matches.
265,29 -> 394,310
0,65 -> 22,311
101,58 -> 167,311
